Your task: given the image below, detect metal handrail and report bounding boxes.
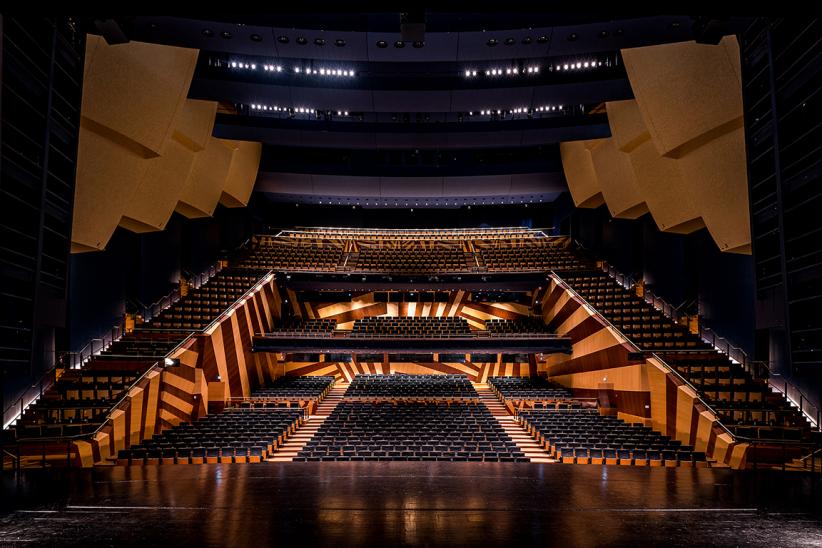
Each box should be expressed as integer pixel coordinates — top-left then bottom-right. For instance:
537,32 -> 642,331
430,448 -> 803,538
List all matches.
549,271 -> 738,442
7,269 -> 276,447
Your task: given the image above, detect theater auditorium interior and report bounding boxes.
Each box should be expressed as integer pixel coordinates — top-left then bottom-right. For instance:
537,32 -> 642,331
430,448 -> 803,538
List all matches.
1,12 -> 821,547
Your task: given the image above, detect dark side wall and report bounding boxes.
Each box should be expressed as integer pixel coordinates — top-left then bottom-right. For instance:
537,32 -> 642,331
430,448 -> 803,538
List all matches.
67,206 -> 254,351
568,203 -> 755,355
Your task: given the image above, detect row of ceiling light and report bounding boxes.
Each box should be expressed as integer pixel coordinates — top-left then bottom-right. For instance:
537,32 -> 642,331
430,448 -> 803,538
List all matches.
249,104 -> 351,116
230,61 -> 356,77
226,56 -> 608,80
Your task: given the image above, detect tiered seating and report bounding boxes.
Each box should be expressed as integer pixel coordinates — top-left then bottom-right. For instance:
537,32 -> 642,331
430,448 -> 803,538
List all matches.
563,271 -> 813,438
116,408 -> 304,465
295,401 -> 527,461
488,376 -> 573,401
485,318 -> 553,336
664,352 -> 809,438
351,317 -> 472,338
251,376 -> 335,399
344,374 -> 478,398
353,247 -> 473,273
482,243 -> 586,271
267,318 -> 337,338
519,408 -> 706,467
6,333 -> 182,440
238,238 -> 342,271
562,273 -> 706,351
143,271 -> 263,330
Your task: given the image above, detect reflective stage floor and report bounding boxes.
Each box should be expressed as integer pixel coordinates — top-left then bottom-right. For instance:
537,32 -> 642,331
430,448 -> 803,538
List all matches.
1,463 -> 821,547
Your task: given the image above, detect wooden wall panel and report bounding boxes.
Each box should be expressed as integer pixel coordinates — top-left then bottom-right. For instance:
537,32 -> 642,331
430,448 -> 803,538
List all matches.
559,140 -> 605,208
176,137 -> 234,218
81,36 -> 198,155
72,124 -> 151,251
174,99 -> 218,152
621,36 -> 750,252
589,138 -> 648,219
120,137 -> 196,232
219,139 -> 263,207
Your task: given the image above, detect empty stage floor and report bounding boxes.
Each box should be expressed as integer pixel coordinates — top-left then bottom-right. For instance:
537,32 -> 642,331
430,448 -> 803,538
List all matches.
1,464 -> 821,547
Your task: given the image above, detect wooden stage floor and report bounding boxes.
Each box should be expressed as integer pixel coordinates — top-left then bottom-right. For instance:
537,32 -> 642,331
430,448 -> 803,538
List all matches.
1,463 -> 821,547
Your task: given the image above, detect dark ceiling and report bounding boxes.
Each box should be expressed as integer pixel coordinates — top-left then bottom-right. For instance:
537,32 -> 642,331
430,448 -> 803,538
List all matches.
84,13 -> 746,208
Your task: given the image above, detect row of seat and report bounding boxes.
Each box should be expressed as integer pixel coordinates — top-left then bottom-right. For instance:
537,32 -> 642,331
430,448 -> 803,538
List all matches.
351,317 -> 472,337
344,374 -> 478,397
519,408 -> 705,467
298,401 -> 526,462
116,409 -> 304,465
485,318 -> 554,335
488,376 -> 573,401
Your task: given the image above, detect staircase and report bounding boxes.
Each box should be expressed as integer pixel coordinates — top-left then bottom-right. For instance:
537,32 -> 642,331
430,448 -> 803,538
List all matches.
268,384 -> 347,462
475,384 -> 555,463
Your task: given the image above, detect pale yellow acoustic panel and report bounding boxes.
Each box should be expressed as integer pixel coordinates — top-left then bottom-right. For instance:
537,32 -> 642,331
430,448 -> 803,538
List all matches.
176,137 -> 234,218
627,139 -> 705,234
120,138 -> 196,233
589,138 -> 648,219
174,99 -> 218,152
218,140 -> 263,208
606,100 -> 649,153
81,35 -> 199,156
72,123 -> 151,252
621,36 -> 743,157
676,125 -> 751,253
559,140 -> 605,208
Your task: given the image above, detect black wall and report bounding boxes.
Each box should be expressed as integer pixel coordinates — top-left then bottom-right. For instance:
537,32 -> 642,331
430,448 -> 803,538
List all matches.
569,204 -> 756,355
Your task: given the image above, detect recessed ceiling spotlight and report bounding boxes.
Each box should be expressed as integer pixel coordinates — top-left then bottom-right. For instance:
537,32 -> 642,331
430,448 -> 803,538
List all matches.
394,40 -> 405,48
376,40 -> 388,48
296,36 -> 308,45
314,38 -> 325,46
599,30 -> 610,39
220,31 -> 232,39
568,33 -> 578,41
277,35 -> 289,44
504,37 -> 516,45
201,29 -> 214,37
412,40 -> 424,48
521,36 -> 532,45
335,38 -> 346,47
250,33 -> 262,42
487,38 -> 498,46
537,35 -> 549,43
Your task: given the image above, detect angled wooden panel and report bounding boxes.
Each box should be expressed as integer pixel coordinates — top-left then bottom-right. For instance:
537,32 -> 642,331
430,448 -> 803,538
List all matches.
621,36 -> 743,157
589,138 -> 648,219
174,99 -> 217,152
628,139 -> 705,233
72,123 -> 151,251
120,137 -> 196,232
559,140 -> 605,208
81,35 -> 199,156
176,137 -> 234,218
676,126 -> 751,253
218,139 -> 262,208
606,100 -> 649,153
608,100 -> 704,233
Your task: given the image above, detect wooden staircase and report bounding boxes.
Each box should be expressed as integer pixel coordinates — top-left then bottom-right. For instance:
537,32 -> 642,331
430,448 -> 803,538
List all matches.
268,384 -> 347,462
475,383 -> 555,463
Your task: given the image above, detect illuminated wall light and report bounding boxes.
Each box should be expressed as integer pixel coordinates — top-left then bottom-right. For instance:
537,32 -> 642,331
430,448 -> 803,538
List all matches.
465,69 -> 471,77
276,65 -> 282,72
506,68 -> 512,75
231,61 -> 237,68
563,64 -> 569,70
250,63 -> 256,69
294,67 -> 301,73
533,66 -> 539,73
